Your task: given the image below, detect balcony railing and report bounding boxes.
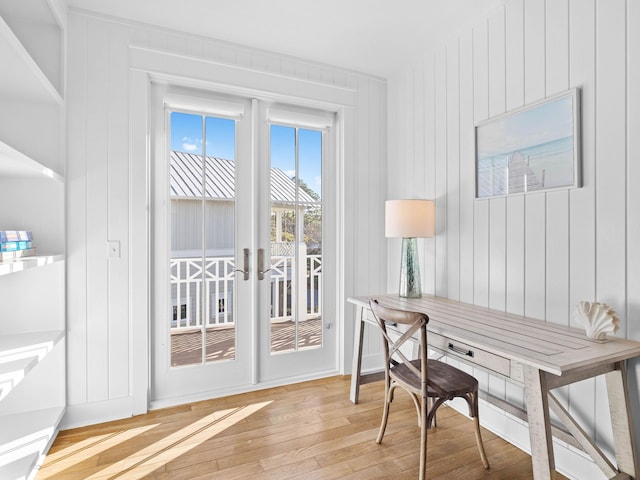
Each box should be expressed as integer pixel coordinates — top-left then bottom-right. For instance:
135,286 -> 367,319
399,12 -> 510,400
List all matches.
170,252 -> 321,332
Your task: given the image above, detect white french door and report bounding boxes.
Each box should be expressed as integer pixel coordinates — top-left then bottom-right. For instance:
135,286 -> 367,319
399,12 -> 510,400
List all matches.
257,103 -> 338,383
151,85 -> 338,405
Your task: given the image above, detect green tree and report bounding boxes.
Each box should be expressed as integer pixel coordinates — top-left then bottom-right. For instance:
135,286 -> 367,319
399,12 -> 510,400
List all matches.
270,177 -> 322,254
295,178 -> 322,254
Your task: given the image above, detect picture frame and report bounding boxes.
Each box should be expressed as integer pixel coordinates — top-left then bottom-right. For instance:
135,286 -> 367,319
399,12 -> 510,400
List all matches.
475,88 -> 581,199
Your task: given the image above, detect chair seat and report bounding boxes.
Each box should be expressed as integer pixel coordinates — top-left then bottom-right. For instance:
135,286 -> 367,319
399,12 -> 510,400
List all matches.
391,359 -> 478,398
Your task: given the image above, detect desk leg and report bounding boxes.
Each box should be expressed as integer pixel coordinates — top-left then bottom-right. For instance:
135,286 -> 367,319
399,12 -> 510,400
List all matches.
523,365 -> 556,480
605,361 -> 638,478
349,305 -> 365,404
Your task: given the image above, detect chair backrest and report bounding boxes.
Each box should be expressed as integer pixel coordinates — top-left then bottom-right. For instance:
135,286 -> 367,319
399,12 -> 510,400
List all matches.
369,299 -> 429,388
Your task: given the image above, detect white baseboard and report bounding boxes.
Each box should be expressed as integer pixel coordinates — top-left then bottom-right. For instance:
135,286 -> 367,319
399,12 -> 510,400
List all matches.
61,369 -> 340,429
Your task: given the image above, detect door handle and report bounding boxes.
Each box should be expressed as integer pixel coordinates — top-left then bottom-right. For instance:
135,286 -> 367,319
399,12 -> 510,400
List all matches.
257,248 -> 271,280
234,248 -> 250,281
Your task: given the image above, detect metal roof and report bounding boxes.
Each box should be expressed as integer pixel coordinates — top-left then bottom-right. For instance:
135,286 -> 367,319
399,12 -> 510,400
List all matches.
170,151 -> 318,206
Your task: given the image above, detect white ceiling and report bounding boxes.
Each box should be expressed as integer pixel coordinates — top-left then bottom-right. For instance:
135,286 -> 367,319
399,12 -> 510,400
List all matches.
67,0 -> 506,78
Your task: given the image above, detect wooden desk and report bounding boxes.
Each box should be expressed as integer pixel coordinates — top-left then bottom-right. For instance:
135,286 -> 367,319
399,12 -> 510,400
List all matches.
348,294 -> 640,480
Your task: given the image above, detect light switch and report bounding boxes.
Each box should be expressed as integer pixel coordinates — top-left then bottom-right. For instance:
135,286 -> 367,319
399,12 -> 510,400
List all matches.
107,240 -> 120,259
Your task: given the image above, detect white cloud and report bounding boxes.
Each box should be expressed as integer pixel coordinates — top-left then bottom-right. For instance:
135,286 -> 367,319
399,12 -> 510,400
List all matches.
180,136 -> 201,152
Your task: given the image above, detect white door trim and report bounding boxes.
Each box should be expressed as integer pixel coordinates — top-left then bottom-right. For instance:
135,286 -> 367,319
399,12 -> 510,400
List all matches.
130,48 -> 350,412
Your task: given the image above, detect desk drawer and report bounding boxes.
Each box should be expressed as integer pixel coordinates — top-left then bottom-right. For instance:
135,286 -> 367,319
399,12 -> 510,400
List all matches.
429,332 -> 511,377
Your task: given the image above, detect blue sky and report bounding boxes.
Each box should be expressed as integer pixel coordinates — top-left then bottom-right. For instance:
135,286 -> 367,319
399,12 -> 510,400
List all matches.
170,112 -> 322,197
476,94 -> 575,159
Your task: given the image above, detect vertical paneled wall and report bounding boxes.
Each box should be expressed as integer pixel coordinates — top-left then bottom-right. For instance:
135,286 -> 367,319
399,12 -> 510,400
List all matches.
388,0 -> 639,476
66,10 -> 387,427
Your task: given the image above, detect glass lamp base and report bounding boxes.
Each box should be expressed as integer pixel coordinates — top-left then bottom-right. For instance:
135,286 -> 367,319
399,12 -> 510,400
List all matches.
399,237 -> 422,298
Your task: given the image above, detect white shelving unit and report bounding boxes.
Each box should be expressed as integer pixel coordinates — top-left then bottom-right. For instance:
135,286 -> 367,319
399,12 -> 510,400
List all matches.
0,1 -> 66,479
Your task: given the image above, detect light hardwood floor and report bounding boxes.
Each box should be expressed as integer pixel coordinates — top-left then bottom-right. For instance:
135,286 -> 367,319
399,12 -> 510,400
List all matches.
38,376 -> 569,479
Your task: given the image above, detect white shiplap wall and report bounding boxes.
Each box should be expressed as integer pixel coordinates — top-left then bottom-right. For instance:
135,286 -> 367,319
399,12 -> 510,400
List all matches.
65,10 -> 387,427
388,0 -> 639,477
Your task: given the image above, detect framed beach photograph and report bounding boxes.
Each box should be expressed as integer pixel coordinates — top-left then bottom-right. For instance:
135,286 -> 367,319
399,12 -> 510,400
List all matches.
475,88 -> 581,199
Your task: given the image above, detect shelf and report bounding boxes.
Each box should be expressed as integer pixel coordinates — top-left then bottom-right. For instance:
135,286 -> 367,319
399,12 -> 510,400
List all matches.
0,331 -> 64,366
0,330 -> 64,402
0,255 -> 65,277
0,407 -> 64,467
0,357 -> 39,402
0,334 -> 65,475
0,2 -> 65,479
0,16 -> 62,105
0,0 -> 64,98
0,140 -> 63,182
0,452 -> 38,480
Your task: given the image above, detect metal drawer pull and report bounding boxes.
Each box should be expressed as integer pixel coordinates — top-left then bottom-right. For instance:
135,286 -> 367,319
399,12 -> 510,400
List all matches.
448,343 -> 474,358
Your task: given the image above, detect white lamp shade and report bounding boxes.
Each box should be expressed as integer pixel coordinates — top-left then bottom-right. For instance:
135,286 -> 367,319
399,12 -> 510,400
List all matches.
385,199 -> 435,238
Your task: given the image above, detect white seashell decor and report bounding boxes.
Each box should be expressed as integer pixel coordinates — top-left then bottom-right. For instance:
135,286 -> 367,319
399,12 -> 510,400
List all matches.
574,301 -> 620,341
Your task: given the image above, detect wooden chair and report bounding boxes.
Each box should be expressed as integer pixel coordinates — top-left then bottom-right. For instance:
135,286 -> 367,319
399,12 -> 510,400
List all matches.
369,299 -> 489,479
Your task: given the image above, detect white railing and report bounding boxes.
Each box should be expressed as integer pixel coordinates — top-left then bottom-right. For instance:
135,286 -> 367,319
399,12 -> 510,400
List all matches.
308,254 -> 322,317
170,253 -> 321,331
271,242 -> 294,257
170,256 -> 236,330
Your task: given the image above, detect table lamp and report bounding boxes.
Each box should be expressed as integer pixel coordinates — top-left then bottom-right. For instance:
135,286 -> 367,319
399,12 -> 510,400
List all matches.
385,199 -> 435,298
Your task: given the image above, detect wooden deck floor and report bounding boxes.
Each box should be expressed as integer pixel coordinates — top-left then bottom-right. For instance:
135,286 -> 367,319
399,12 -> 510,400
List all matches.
171,319 -> 322,366
39,376 -> 570,479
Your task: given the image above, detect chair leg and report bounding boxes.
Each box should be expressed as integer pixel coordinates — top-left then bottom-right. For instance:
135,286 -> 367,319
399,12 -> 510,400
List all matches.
426,397 -> 447,429
410,393 -> 422,427
471,391 -> 490,469
376,381 -> 394,444
428,397 -> 437,427
419,395 -> 428,480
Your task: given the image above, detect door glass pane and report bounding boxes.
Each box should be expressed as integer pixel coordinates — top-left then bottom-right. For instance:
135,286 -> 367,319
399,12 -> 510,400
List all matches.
169,112 -> 236,367
204,116 -> 236,363
169,112 -> 204,366
269,125 -> 323,353
298,129 -> 322,350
